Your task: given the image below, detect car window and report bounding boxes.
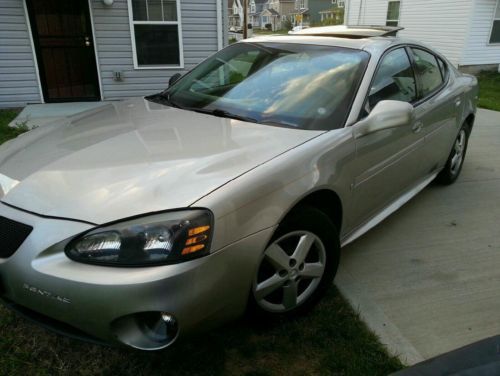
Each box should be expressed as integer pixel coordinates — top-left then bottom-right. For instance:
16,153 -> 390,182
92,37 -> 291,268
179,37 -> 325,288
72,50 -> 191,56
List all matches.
437,57 -> 448,81
411,48 -> 444,98
368,48 -> 417,111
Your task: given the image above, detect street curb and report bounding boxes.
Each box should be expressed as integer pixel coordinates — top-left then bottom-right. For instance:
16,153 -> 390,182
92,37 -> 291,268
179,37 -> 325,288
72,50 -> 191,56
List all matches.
335,268 -> 425,366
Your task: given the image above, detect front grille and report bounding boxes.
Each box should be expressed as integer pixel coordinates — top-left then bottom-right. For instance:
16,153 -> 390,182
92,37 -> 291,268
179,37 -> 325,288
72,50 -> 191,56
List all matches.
0,216 -> 33,258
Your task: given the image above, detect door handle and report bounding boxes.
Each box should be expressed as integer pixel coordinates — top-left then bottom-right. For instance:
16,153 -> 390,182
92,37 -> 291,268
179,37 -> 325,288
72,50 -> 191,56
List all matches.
84,36 -> 91,47
412,121 -> 423,134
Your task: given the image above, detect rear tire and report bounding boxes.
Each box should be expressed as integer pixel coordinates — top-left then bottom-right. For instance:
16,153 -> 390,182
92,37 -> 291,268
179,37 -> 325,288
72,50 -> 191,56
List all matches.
248,205 -> 340,319
436,123 -> 470,185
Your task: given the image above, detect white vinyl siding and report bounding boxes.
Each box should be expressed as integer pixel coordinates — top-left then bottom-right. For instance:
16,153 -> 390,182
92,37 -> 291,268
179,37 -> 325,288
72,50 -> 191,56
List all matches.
346,0 -> 388,25
90,0 -> 220,100
0,0 -> 41,108
397,0 -> 473,66
347,0 -> 473,67
462,0 -> 500,65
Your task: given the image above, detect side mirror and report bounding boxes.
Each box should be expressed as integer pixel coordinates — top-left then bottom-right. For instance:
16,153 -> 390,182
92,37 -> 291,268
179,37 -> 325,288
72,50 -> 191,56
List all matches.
354,100 -> 414,138
168,73 -> 182,87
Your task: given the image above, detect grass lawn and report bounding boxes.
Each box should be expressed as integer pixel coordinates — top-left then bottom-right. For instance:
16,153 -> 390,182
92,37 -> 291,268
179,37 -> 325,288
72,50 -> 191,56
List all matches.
477,71 -> 500,112
0,109 -> 27,145
0,109 -> 403,375
0,288 -> 403,376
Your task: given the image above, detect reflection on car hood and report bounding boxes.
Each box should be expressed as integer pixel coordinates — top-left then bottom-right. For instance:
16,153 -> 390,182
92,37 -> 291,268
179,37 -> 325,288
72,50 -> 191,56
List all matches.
0,98 -> 323,224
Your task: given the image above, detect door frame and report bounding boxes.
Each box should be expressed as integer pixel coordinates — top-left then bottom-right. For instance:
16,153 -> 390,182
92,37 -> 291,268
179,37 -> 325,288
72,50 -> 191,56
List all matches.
23,0 -> 102,103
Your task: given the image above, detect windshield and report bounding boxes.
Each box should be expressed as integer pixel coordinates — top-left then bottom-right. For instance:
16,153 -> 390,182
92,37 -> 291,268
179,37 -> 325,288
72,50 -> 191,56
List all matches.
154,42 -> 369,130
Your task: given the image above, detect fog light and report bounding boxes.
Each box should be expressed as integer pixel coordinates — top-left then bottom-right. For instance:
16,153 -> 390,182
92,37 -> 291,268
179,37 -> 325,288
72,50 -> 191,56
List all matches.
138,311 -> 179,345
161,312 -> 174,323
112,311 -> 180,350
161,312 -> 178,335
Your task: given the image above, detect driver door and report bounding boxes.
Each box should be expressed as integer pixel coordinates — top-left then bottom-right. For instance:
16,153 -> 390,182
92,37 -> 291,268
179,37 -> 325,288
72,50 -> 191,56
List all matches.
349,47 -> 427,227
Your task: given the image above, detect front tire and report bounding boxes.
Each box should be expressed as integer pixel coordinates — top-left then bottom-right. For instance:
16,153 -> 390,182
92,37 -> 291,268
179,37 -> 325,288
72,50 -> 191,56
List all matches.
249,205 -> 340,318
436,123 -> 470,185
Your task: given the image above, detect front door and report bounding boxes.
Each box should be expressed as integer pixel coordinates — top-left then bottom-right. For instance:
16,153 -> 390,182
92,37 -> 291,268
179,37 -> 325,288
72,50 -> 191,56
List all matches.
350,47 -> 426,227
26,0 -> 100,102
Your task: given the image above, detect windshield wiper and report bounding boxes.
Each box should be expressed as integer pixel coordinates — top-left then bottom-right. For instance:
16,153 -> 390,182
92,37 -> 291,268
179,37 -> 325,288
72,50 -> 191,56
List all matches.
158,92 -> 183,109
195,108 -> 258,124
145,91 -> 185,110
146,95 -> 258,123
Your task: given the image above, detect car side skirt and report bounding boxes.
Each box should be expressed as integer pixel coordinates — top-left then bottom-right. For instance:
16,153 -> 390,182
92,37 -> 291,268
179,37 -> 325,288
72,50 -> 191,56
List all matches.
340,171 -> 439,247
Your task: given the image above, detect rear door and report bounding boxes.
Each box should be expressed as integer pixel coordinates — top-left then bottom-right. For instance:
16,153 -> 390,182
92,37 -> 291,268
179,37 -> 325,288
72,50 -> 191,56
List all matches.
408,47 -> 461,174
350,47 -> 426,226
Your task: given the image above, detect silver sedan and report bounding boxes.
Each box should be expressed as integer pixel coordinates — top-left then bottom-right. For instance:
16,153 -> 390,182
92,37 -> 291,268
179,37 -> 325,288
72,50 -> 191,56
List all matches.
0,26 -> 477,350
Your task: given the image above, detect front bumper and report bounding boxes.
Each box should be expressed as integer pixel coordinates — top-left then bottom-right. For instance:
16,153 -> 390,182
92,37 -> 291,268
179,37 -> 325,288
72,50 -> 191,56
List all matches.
0,203 -> 274,350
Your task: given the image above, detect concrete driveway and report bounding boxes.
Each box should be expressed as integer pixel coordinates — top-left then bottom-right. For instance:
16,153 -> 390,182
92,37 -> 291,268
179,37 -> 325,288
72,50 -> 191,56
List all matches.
336,108 -> 500,365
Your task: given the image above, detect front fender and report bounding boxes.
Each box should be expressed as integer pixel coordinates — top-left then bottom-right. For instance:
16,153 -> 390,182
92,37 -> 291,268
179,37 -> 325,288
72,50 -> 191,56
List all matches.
193,128 -> 356,253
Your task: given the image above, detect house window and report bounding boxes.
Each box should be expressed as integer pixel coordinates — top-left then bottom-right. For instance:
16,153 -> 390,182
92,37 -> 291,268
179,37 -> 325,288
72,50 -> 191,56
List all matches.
338,0 -> 345,8
128,0 -> 183,69
249,0 -> 255,13
386,1 -> 400,27
490,0 -> 500,43
331,0 -> 337,4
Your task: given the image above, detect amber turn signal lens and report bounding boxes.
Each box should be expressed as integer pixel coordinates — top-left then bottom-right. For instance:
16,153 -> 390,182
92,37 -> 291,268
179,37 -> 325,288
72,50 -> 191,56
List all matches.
188,225 -> 210,236
181,244 -> 205,255
185,234 -> 208,245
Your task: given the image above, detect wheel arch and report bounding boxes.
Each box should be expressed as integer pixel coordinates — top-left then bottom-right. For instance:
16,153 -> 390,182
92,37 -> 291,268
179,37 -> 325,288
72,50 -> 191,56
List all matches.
464,113 -> 475,132
282,189 -> 343,234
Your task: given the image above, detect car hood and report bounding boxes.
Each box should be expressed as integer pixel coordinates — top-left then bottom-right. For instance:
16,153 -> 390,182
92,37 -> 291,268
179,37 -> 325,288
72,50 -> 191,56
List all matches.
0,98 -> 322,224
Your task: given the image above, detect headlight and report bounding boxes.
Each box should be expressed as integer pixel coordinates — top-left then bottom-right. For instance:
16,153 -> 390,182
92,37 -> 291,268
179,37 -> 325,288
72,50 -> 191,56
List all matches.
65,210 -> 213,266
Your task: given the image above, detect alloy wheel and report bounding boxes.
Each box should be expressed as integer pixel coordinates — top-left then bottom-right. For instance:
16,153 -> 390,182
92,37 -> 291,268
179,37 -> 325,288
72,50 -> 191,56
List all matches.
253,231 -> 326,313
450,129 -> 466,175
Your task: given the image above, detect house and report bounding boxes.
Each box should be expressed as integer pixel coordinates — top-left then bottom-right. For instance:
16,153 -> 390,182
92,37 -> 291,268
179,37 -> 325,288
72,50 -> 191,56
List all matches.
292,0 -> 344,26
344,0 -> 500,71
229,0 -> 243,28
0,0 -> 227,109
249,0 -> 268,28
260,0 -> 295,30
318,0 -> 345,24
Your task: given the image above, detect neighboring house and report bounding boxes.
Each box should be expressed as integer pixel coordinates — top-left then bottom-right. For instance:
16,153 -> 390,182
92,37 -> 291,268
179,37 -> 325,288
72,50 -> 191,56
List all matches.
229,0 -> 242,28
0,0 -> 227,108
318,0 -> 345,24
292,0 -> 344,26
344,0 -> 500,71
261,0 -> 295,30
249,0 -> 268,28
